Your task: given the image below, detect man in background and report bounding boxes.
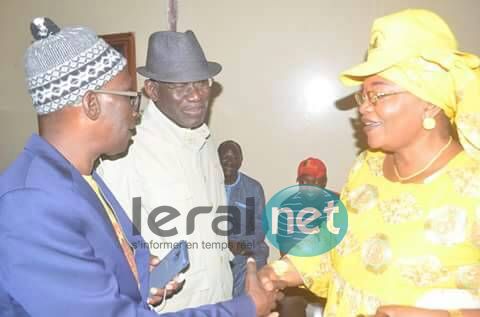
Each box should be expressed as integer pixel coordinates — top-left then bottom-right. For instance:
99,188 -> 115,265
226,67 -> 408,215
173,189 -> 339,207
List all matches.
296,157 -> 328,188
277,157 -> 331,317
218,140 -> 269,297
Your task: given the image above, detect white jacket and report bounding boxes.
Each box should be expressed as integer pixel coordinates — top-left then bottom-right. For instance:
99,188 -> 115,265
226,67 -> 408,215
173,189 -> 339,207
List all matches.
98,101 -> 233,312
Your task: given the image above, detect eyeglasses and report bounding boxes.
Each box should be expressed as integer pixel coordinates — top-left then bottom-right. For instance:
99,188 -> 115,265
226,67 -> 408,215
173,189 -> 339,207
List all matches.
354,91 -> 407,107
92,89 -> 142,113
157,79 -> 213,96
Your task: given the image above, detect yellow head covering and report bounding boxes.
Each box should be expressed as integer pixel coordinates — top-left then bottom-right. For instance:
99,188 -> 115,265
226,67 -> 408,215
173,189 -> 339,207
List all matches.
340,9 -> 480,158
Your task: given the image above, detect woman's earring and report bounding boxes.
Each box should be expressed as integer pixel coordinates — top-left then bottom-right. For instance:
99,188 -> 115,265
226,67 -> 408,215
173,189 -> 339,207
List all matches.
423,116 -> 436,130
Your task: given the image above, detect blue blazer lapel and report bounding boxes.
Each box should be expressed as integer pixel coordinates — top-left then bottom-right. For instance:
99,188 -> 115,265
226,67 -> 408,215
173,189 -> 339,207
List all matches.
72,171 -> 119,244
94,173 -> 151,301
72,171 -> 143,301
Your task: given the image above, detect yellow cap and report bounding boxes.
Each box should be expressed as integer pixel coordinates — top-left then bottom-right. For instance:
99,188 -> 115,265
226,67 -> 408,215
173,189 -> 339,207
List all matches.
340,9 -> 457,86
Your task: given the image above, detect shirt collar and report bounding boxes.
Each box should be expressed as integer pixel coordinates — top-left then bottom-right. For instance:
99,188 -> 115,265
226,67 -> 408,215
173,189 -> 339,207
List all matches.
225,172 -> 242,189
141,100 -> 211,150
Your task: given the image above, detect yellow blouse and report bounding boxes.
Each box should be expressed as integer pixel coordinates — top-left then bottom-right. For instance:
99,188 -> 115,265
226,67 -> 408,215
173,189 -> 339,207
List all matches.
287,150 -> 480,317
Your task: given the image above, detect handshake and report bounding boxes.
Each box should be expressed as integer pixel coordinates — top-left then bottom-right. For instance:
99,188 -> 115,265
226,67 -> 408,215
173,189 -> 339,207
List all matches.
243,258 -> 285,317
149,256 -> 301,317
244,257 -> 303,317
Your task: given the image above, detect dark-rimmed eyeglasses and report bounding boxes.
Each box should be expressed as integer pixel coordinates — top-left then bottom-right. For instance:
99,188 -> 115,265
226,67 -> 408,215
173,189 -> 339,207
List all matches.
354,91 -> 407,107
92,89 -> 142,113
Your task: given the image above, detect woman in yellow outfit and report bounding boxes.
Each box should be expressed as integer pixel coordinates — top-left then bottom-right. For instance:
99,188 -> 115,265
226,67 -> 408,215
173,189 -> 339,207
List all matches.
259,9 -> 480,317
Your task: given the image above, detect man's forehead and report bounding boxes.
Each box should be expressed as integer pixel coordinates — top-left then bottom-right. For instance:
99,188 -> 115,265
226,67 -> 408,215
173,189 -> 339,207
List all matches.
298,176 -> 326,187
220,145 -> 239,156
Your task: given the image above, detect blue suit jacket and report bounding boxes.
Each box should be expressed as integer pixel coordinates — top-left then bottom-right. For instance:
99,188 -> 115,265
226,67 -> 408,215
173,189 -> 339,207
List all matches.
0,135 -> 255,317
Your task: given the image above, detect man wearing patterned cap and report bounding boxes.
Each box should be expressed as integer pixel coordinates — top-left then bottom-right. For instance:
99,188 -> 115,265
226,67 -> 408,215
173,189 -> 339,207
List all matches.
0,18 -> 277,317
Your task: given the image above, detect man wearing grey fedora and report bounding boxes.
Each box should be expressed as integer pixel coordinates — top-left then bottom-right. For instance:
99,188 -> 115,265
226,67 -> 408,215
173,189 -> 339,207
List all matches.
98,30 -> 234,312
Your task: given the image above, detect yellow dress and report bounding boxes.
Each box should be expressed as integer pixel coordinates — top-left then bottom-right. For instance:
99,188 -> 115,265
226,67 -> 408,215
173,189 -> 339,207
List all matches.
287,150 -> 480,317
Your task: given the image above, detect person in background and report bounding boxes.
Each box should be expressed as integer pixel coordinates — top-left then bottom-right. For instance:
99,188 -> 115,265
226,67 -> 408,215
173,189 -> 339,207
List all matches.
218,140 -> 269,297
277,157 -> 338,256
276,157 -> 331,317
296,157 -> 328,188
258,9 -> 480,317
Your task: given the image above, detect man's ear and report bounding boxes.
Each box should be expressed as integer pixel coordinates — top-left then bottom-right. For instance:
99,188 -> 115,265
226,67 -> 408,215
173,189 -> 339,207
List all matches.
144,80 -> 160,102
82,91 -> 101,120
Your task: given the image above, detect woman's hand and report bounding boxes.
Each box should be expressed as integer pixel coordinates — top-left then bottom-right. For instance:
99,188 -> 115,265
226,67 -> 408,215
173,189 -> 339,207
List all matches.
375,306 -> 480,317
257,257 -> 303,292
375,305 -> 447,317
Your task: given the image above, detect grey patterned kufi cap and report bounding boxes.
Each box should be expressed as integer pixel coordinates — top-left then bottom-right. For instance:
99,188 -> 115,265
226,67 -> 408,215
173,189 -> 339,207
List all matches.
24,17 -> 127,115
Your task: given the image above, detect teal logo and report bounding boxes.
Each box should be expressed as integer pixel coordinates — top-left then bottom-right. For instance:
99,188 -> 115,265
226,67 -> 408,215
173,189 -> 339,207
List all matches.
263,185 -> 348,257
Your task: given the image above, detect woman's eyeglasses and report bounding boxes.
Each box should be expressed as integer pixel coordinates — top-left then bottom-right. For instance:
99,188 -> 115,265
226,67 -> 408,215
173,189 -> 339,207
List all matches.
354,91 -> 407,107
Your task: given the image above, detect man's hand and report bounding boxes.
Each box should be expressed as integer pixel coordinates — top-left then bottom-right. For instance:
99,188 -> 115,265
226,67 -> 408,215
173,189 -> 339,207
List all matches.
245,258 -> 283,316
147,255 -> 183,306
148,281 -> 181,306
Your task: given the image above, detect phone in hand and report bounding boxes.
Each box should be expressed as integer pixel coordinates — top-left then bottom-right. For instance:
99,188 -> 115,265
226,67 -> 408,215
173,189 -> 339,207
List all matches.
150,240 -> 190,289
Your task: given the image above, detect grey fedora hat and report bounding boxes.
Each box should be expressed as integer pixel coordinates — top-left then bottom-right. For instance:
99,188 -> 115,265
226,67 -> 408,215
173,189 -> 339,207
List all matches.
137,30 -> 221,82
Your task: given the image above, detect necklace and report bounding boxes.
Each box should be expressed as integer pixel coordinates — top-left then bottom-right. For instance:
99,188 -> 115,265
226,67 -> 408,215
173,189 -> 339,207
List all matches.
393,137 -> 453,182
